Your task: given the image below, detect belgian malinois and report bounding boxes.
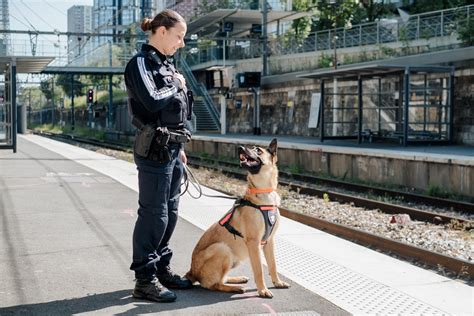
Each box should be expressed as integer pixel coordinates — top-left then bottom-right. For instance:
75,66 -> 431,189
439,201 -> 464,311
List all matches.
185,138 -> 290,298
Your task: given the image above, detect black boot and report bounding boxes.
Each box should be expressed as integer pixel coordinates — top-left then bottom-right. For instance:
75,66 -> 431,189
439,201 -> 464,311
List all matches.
133,277 -> 177,302
157,267 -> 193,289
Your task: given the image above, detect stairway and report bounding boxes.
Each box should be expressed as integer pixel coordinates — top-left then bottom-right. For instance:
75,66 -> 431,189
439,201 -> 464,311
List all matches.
178,57 -> 221,133
192,97 -> 220,132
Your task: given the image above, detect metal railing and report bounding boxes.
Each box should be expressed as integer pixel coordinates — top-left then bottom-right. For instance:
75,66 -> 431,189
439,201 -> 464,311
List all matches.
178,57 -> 221,130
185,5 -> 472,67
3,5 -> 472,70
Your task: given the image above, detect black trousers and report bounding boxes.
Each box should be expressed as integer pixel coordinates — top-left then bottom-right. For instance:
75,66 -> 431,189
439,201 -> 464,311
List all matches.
130,144 -> 184,280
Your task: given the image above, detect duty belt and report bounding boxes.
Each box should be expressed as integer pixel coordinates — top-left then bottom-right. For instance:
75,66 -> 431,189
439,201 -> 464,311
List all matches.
168,130 -> 190,144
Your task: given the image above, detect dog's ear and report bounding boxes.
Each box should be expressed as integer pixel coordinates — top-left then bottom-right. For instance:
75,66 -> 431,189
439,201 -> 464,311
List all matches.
268,138 -> 277,156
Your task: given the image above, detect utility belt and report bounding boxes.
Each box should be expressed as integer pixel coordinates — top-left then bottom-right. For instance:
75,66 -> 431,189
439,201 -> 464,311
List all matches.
133,117 -> 191,162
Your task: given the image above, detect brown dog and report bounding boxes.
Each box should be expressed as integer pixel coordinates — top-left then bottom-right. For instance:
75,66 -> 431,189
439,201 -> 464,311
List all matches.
185,138 -> 290,298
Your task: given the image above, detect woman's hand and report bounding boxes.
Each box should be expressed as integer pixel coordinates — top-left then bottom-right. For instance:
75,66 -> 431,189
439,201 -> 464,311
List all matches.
175,73 -> 186,89
179,149 -> 187,165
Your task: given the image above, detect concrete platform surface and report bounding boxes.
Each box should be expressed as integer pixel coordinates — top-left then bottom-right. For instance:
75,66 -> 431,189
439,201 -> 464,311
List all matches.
0,134 -> 472,315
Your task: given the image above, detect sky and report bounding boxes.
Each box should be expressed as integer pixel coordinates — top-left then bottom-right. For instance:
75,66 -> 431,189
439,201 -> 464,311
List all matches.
9,0 -> 93,57
8,0 -> 94,83
10,0 -> 93,31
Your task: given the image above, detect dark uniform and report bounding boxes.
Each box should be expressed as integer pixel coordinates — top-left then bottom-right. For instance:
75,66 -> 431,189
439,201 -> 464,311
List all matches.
124,43 -> 191,283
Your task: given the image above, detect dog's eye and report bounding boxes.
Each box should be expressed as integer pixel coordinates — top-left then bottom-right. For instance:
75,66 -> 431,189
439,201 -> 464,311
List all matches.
256,148 -> 263,154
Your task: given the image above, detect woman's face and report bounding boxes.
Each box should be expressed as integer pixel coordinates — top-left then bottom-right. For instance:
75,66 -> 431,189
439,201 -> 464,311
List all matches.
157,21 -> 187,56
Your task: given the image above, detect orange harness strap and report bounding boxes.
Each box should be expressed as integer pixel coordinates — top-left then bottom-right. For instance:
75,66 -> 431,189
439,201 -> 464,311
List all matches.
247,187 -> 274,195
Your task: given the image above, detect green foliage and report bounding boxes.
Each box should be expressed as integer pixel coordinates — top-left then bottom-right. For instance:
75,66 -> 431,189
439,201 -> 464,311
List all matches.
284,0 -> 315,44
401,0 -> 472,14
426,184 -> 460,200
378,45 -> 397,57
40,80 -> 53,101
354,0 -> 396,23
457,17 -> 474,46
318,53 -> 333,68
314,0 -> 359,31
32,123 -> 107,141
286,164 -> 303,174
56,74 -> 85,98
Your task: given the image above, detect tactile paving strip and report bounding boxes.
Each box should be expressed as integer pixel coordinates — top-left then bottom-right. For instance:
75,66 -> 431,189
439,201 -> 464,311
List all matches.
180,190 -> 445,315
274,237 -> 445,315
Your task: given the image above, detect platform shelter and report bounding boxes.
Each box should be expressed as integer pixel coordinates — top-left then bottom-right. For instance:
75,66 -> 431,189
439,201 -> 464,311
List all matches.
0,56 -> 53,152
301,64 -> 455,146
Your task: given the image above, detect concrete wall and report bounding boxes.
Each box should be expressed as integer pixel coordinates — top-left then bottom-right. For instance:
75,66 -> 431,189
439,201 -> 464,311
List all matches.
187,137 -> 474,199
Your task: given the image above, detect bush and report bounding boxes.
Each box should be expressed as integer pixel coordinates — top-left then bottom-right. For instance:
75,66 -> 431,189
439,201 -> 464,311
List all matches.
457,18 -> 474,46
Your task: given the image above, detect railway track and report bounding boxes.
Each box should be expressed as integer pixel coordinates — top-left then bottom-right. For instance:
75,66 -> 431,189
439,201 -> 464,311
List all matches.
186,155 -> 473,225
187,155 -> 474,216
34,131 -> 474,280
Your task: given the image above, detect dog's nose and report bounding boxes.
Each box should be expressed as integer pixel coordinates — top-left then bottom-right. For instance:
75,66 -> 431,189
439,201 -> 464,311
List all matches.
238,146 -> 245,154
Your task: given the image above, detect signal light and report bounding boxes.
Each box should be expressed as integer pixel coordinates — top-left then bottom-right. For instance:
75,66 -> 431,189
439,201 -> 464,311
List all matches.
87,89 -> 94,103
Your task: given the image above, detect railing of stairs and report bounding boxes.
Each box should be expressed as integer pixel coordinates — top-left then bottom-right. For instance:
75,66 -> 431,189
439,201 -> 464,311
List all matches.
178,57 -> 221,131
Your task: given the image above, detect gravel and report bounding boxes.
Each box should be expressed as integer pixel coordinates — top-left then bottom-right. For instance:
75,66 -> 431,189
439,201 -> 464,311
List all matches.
95,147 -> 473,279
185,167 -> 473,264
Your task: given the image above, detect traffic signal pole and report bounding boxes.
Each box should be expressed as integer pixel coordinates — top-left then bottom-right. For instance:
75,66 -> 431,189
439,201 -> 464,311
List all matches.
87,89 -> 94,128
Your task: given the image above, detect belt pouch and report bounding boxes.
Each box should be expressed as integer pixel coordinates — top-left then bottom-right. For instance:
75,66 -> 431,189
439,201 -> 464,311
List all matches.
134,124 -> 156,158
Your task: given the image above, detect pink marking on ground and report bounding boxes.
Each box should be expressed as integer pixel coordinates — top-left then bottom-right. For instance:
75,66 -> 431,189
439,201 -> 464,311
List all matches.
122,209 -> 135,217
261,302 -> 277,315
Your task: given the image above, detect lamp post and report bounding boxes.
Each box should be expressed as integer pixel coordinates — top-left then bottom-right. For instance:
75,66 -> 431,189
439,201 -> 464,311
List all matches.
332,35 -> 339,69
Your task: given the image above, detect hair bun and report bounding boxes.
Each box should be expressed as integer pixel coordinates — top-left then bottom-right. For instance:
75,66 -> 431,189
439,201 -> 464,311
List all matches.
140,18 -> 153,32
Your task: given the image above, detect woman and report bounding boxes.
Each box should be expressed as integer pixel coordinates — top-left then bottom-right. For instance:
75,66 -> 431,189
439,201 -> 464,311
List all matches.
124,9 -> 192,303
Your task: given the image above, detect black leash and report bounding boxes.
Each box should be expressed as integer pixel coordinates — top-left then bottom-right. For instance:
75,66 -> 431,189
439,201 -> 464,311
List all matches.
181,164 -> 238,200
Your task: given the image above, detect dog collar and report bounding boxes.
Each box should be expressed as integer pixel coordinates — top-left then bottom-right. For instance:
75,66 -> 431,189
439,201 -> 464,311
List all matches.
246,188 -> 274,194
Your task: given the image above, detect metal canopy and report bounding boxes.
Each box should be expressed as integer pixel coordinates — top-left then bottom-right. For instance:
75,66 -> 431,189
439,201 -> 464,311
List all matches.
0,56 -> 54,73
298,63 -> 455,81
42,66 -> 125,75
187,9 -> 310,37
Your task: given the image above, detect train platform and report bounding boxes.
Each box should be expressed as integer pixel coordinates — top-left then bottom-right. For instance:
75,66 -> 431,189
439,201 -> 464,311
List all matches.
192,133 -> 474,162
0,134 -> 472,315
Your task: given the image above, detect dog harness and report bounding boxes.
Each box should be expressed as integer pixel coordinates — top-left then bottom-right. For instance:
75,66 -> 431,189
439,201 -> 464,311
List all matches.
218,198 -> 278,244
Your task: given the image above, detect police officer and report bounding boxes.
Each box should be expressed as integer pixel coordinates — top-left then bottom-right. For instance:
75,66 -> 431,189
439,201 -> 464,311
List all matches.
124,9 -> 192,303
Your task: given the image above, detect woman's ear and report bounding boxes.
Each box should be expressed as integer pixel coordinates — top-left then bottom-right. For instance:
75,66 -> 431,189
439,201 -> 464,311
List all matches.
157,25 -> 167,36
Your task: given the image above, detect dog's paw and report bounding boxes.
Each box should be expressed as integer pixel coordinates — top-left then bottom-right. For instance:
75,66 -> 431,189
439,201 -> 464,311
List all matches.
273,280 -> 290,288
258,288 -> 274,298
236,286 -> 246,293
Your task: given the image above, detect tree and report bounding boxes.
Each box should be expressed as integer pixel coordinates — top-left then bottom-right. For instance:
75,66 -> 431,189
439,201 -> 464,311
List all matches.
56,74 -> 84,98
283,0 -> 316,45
457,16 -> 474,46
40,79 -> 53,101
314,0 -> 359,31
400,0 -> 472,14
354,0 -> 396,23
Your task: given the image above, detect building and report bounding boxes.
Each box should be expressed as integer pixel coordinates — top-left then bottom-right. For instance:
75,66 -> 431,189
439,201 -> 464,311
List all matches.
0,0 -> 10,56
92,0 -> 157,47
67,5 -> 93,63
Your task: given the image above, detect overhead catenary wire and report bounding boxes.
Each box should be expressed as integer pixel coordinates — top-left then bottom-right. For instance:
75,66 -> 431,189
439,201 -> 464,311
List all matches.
43,0 -> 67,16
20,0 -> 58,31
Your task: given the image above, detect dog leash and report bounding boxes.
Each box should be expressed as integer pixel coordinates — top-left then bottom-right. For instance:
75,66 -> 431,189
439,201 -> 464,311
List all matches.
181,164 -> 239,200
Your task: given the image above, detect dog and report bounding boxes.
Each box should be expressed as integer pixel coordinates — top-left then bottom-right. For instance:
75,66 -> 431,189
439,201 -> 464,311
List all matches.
185,138 -> 290,298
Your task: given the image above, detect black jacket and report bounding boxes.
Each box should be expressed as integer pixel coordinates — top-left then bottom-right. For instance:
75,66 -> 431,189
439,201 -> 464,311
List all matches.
125,44 -> 189,130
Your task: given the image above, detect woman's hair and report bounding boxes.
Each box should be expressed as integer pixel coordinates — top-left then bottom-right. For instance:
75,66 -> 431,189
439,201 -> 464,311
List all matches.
140,9 -> 185,33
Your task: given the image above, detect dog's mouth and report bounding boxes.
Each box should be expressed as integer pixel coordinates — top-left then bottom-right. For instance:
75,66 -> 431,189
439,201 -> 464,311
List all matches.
238,147 -> 262,173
